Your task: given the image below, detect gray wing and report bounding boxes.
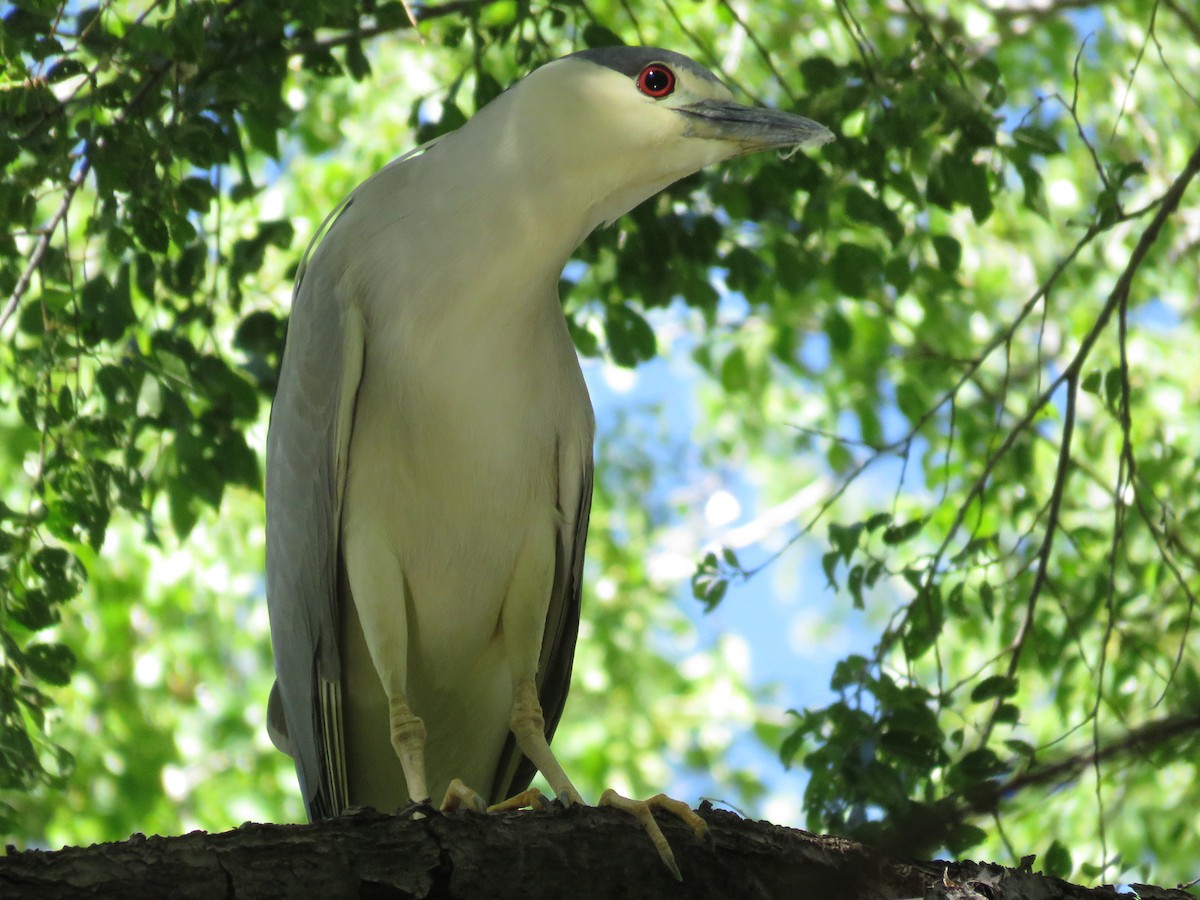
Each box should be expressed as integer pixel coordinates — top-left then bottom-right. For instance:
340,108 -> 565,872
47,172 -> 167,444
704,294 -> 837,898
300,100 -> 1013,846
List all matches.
490,450 -> 594,804
265,211 -> 365,822
265,140 -> 440,820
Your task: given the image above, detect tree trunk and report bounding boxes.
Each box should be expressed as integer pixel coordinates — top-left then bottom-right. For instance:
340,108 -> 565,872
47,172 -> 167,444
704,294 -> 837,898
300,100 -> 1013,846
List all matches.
1,803 -> 1193,899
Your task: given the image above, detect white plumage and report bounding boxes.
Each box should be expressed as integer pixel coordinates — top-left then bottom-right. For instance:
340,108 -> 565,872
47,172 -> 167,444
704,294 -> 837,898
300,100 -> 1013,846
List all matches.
265,47 -> 833,834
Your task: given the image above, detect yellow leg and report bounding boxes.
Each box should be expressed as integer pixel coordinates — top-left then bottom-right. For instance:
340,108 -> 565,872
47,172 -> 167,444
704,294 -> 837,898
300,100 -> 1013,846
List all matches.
507,676 -> 707,880
389,695 -> 430,804
509,677 -> 584,806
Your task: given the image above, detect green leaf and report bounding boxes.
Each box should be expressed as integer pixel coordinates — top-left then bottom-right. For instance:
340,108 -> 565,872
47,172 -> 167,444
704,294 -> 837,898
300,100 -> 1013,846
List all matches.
1043,841 -> 1072,878
848,564 -> 865,609
1004,739 -> 1036,759
931,235 -> 961,272
956,747 -> 1006,780
725,245 -> 766,293
865,512 -> 892,533
168,478 -> 200,538
896,380 -> 926,422
214,430 -> 260,490
883,519 -> 925,544
1103,367 -> 1123,409
829,521 -> 864,560
479,0 -> 518,27
1016,162 -> 1049,218
302,47 -> 342,77
46,58 -> 86,83
821,550 -> 840,587
990,704 -> 1020,727
80,266 -> 135,344
566,316 -> 599,357
56,384 -> 75,420
903,588 -> 943,660
970,675 -> 1018,702
97,365 -> 136,415
780,726 -> 805,768
826,442 -> 852,472
474,71 -> 503,109
582,24 -> 623,48
824,309 -> 853,353
130,205 -> 169,253
884,254 -> 913,292
930,153 -> 993,223
1012,125 -> 1062,156
883,705 -> 941,743
692,553 -> 729,612
979,582 -> 996,620
344,39 -> 371,81
234,310 -> 285,356
30,546 -> 85,604
604,305 -> 656,367
830,655 -> 869,691
12,588 -> 56,631
887,167 -> 923,206
843,185 -> 904,244
178,176 -> 216,213
800,57 -> 841,90
970,56 -> 1001,85
1112,160 -> 1146,187
945,823 -> 988,855
25,643 -> 77,687
720,346 -> 750,393
831,242 -> 883,298
375,2 -> 416,28
697,576 -> 727,612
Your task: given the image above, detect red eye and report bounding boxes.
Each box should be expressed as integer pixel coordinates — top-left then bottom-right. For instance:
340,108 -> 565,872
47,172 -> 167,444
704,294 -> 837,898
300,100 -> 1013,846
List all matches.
637,64 -> 676,98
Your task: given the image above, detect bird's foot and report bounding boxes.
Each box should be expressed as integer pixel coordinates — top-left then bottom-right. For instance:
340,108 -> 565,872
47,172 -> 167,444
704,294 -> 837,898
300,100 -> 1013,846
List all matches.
486,786 -> 551,813
439,778 -> 487,813
599,789 -> 710,882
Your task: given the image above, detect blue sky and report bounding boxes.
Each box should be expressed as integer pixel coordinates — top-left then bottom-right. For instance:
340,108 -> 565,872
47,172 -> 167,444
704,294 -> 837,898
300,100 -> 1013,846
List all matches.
580,298 -> 893,824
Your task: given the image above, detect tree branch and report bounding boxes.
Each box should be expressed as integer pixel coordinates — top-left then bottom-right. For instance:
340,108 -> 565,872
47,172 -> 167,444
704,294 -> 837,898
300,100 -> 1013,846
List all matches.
959,711 -> 1200,821
2,804 -> 1193,899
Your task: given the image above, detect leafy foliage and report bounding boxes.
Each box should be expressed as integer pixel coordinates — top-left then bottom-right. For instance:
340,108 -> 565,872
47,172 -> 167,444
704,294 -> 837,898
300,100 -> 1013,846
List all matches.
2,0 -> 1198,887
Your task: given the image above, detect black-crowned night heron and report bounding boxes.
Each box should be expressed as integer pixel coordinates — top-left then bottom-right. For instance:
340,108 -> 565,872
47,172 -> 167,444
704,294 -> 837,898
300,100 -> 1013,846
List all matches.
265,46 -> 832,875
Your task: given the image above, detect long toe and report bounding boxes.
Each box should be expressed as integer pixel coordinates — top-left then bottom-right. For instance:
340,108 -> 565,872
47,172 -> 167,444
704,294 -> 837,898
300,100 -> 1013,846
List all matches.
487,787 -> 550,813
440,778 -> 487,813
598,789 -> 709,881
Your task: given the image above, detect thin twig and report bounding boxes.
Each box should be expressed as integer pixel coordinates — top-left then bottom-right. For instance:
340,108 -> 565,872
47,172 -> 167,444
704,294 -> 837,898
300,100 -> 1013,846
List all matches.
900,0 -> 967,89
957,711 -> 1200,819
927,138 -> 1200,596
1006,371 -> 1077,677
1109,0 -> 1159,143
1163,0 -> 1200,42
716,0 -> 798,105
660,0 -> 759,103
289,0 -> 502,53
0,160 -> 91,333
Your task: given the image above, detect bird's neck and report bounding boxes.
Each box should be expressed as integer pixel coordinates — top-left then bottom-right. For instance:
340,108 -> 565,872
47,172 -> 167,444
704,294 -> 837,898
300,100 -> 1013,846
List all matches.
429,87 -> 668,293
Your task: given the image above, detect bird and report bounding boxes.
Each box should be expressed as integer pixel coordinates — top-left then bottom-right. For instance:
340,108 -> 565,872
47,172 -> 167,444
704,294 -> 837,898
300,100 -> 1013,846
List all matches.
264,44 -> 833,873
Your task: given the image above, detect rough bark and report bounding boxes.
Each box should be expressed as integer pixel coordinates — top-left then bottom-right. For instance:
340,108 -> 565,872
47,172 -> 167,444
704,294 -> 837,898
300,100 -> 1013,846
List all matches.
1,803 -> 1194,899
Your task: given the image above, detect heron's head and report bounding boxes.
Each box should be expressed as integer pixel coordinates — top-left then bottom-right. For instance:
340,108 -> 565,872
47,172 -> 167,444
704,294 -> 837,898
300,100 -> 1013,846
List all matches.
472,46 -> 835,231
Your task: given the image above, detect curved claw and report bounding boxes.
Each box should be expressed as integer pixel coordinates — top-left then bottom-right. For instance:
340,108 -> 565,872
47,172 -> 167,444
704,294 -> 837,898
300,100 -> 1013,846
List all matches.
557,787 -> 579,808
440,778 -> 487,813
599,789 -> 709,881
487,786 -> 550,813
